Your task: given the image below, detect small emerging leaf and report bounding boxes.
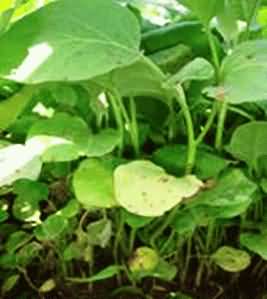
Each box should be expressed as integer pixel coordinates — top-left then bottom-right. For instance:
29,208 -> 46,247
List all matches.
211,246 -> 251,272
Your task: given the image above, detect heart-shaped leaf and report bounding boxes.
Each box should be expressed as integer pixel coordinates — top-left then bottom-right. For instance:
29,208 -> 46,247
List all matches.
0,0 -> 141,83
227,121 -> 267,173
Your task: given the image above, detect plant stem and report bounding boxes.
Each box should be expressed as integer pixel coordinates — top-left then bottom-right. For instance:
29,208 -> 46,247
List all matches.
128,228 -> 137,255
109,92 -> 124,156
129,96 -> 140,157
174,86 -> 196,174
150,205 -> 179,248
196,102 -> 217,146
206,27 -> 220,78
181,236 -> 192,285
215,101 -> 228,151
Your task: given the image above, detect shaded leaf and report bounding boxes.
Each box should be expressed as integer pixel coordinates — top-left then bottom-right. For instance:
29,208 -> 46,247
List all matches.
227,121 -> 267,173
0,0 -> 141,83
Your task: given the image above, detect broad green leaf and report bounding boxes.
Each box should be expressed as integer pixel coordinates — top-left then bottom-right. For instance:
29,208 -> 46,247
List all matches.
34,214 -> 68,241
63,242 -> 83,262
86,219 -> 112,248
67,265 -> 123,283
0,86 -> 35,132
227,121 -> 267,173
171,208 -> 198,235
73,159 -> 117,209
153,145 -> 229,179
93,56 -> 168,102
0,0 -> 141,83
5,231 -> 32,253
179,0 -> 222,25
26,113 -> 90,162
240,232 -> 267,260
189,169 -> 257,219
114,160 -> 203,217
122,209 -> 153,229
86,129 -> 120,158
59,199 -> 80,219
167,58 -> 214,84
148,44 -> 192,74
1,274 -> 20,294
12,179 -> 48,222
0,144 -> 42,187
212,40 -> 267,103
16,241 -> 42,266
211,246 -> 251,272
149,259 -> 177,281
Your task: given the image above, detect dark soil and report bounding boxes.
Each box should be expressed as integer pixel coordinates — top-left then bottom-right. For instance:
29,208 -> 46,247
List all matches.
3,264 -> 267,299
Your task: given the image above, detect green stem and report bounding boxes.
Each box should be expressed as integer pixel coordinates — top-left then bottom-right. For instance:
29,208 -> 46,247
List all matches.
150,205 -> 179,248
181,236 -> 192,285
196,102 -> 217,146
128,228 -> 137,255
109,92 -> 124,156
174,86 -> 196,174
206,27 -> 220,79
228,106 -> 255,121
215,101 -> 228,151
129,96 -> 140,157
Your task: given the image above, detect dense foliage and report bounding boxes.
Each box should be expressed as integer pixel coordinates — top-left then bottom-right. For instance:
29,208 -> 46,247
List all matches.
1,0 -> 267,298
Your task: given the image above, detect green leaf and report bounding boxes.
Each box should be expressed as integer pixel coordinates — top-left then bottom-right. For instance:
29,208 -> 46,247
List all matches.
153,145 -> 229,180
86,219 -> 112,248
114,160 -> 203,217
16,241 -> 42,266
39,279 -> 56,293
86,129 -> 120,158
0,144 -> 42,187
179,0 -> 222,25
189,169 -> 258,219
129,247 -> 159,276
227,121 -> 267,173
0,86 -> 35,132
93,56 -> 168,102
67,265 -> 123,283
5,231 -> 32,253
211,246 -> 251,272
211,40 -> 267,103
12,179 -> 48,222
167,58 -> 214,84
122,209 -> 153,229
1,274 -> 20,294
73,158 -> 117,209
59,199 -> 80,219
26,113 -> 90,162
34,214 -> 68,241
0,0 -> 141,83
216,1 -> 239,43
240,232 -> 267,260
